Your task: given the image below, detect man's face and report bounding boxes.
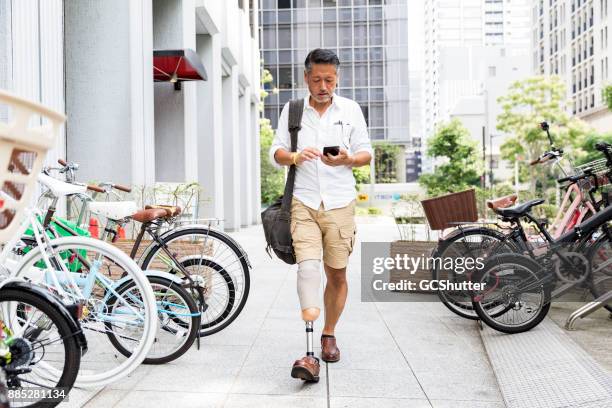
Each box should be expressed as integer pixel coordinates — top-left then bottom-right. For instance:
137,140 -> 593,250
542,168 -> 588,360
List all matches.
304,63 -> 338,104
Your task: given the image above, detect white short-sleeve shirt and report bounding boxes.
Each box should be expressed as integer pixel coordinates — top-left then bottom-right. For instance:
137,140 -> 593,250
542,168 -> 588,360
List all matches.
269,93 -> 373,211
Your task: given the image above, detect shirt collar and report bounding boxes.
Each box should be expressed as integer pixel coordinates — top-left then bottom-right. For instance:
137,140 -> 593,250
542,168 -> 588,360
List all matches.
303,92 -> 339,112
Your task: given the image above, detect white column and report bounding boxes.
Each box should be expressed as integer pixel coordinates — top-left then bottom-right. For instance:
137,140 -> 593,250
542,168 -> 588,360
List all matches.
239,86 -> 253,227
251,101 -> 261,224
196,33 -> 224,222
222,64 -> 241,231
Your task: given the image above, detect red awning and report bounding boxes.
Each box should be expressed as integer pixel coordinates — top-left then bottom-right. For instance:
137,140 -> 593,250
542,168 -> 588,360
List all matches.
153,49 -> 208,83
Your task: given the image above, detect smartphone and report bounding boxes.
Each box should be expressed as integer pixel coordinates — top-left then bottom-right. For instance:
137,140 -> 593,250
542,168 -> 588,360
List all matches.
323,146 -> 340,157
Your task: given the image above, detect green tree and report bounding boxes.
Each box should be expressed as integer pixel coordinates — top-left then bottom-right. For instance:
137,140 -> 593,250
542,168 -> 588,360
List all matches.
604,84 -> 612,110
373,142 -> 400,183
259,67 -> 284,205
419,119 -> 482,196
497,76 -> 591,194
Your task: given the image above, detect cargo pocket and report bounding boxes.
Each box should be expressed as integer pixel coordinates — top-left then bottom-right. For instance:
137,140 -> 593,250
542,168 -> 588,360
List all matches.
339,224 -> 356,254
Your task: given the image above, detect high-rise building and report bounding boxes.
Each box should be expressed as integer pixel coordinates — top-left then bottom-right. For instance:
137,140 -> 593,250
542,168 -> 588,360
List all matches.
533,0 -> 612,132
260,0 -> 417,181
423,0 -> 532,179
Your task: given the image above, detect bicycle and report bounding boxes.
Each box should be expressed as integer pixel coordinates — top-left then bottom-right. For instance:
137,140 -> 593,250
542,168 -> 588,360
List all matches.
29,173 -> 201,364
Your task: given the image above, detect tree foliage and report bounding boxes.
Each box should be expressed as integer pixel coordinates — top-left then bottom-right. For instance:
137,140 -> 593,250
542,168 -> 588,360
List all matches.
496,76 -> 591,193
373,142 -> 400,183
604,85 -> 612,111
419,119 -> 482,196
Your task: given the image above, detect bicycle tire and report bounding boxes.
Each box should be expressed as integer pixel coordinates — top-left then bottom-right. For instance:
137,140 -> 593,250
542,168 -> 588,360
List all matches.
585,234 -> 612,313
433,227 -> 519,320
472,253 -> 551,334
12,236 -> 157,388
105,276 -> 200,365
0,288 -> 80,408
140,227 -> 250,337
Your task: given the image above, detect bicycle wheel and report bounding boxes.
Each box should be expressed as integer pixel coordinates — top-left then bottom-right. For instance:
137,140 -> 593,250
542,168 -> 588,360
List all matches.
0,288 -> 80,408
105,276 -> 200,365
433,227 -> 519,320
140,227 -> 249,336
472,253 -> 551,334
585,234 -> 612,312
12,237 -> 157,388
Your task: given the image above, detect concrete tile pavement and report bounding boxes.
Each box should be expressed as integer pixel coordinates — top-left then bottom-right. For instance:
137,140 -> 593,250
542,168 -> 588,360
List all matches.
79,221 -> 503,408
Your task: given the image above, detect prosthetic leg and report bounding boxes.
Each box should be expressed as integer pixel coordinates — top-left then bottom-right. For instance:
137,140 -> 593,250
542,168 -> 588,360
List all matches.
291,260 -> 321,382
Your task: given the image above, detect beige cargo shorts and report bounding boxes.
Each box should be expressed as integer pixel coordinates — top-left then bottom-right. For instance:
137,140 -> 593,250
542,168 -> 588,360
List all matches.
290,197 -> 357,269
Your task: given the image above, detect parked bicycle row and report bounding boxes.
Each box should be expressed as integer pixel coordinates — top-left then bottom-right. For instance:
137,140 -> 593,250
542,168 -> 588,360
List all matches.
429,121 -> 612,334
0,91 -> 251,407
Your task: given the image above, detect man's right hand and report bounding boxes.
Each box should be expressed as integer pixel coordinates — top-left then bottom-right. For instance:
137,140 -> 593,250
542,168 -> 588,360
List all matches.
296,147 -> 322,165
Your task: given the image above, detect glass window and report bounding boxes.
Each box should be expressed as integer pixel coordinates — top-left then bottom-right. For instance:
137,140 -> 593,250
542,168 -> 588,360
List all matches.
371,87 -> 384,101
279,50 -> 292,63
278,0 -> 291,8
354,63 -> 368,86
278,10 -> 291,23
339,23 -> 352,46
293,8 -> 307,22
369,103 -> 384,127
370,6 -> 383,20
322,0 -> 336,6
360,104 -> 369,126
262,0 -> 276,9
369,47 -> 383,60
337,88 -> 354,99
263,51 -> 277,65
279,90 -> 292,104
293,0 -> 306,7
370,62 -> 383,86
339,48 -> 352,62
354,23 -> 367,46
278,66 -> 293,89
339,8 -> 352,21
353,7 -> 367,21
338,0 -> 352,6
308,7 -> 322,23
323,8 -> 336,21
262,11 -> 276,25
370,23 -> 383,45
265,106 -> 278,129
308,0 -> 320,6
294,49 -> 308,63
294,67 -> 305,87
262,28 -> 277,49
308,24 -> 322,48
354,47 -> 368,61
278,26 -> 292,48
354,0 -> 366,5
295,25 -> 307,48
324,23 -> 337,47
339,66 -> 353,87
355,88 -> 368,101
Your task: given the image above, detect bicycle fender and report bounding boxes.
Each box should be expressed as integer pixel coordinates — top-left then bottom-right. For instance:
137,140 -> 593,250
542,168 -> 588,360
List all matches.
0,280 -> 88,355
112,270 -> 185,288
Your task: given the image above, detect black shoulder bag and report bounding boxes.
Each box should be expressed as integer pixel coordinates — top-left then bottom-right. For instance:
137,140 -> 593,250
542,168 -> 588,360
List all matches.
261,98 -> 304,264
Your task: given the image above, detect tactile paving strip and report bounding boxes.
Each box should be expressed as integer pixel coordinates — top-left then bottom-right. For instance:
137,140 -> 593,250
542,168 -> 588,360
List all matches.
480,318 -> 612,408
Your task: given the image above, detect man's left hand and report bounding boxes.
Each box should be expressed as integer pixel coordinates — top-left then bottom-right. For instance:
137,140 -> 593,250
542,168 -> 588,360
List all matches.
321,148 -> 354,167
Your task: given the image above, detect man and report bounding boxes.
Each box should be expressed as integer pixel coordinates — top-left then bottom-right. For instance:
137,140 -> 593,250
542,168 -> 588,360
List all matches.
269,48 -> 373,382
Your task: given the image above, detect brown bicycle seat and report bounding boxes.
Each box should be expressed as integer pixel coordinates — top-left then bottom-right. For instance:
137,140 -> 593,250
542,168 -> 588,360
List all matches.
145,204 -> 182,217
131,208 -> 171,223
486,194 -> 518,210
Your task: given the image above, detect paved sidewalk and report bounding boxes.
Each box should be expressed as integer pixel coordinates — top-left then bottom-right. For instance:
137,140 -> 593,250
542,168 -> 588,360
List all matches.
80,221 -> 503,408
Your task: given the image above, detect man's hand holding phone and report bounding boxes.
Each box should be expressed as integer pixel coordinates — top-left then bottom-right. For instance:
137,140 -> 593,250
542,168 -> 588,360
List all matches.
295,147 -> 322,165
322,147 -> 354,167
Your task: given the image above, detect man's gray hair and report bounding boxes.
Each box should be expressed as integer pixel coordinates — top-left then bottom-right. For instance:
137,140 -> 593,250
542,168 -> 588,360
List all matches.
304,48 -> 340,73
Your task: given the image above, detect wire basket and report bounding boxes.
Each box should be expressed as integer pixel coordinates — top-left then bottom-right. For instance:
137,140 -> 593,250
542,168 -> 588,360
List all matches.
420,189 -> 478,230
572,157 -> 611,193
0,90 -> 64,243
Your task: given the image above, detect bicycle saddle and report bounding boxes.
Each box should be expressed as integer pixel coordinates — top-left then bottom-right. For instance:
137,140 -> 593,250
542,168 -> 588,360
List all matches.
486,194 -> 518,210
144,204 -> 182,217
492,198 -> 545,218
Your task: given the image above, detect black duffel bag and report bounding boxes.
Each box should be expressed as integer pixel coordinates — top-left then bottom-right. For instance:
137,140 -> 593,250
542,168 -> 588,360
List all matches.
261,98 -> 304,264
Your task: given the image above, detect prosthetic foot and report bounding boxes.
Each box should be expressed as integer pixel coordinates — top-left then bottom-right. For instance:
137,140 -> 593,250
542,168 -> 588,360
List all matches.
291,321 -> 320,382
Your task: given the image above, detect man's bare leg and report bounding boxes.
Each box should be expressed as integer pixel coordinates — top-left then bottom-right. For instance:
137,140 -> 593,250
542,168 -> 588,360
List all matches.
322,264 -> 348,336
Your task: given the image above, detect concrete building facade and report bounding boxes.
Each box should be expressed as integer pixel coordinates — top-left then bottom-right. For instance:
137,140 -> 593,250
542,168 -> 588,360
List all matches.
0,0 -> 262,231
259,0 -> 417,181
533,0 -> 612,132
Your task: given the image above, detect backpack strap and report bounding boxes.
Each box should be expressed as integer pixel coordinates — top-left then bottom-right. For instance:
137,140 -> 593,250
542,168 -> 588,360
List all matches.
280,99 -> 305,214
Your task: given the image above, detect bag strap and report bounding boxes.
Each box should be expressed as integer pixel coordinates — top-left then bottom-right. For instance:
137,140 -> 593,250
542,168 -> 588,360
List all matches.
280,98 -> 305,213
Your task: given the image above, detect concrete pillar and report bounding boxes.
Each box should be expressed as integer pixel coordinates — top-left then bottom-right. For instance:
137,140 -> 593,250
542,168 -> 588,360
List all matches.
64,0 -> 154,186
222,63 -> 241,231
152,0 -> 197,183
239,86 -> 253,227
196,33 -> 224,222
251,101 -> 261,224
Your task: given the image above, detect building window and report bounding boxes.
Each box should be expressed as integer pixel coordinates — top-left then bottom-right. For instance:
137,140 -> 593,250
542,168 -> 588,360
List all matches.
489,66 -> 497,76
